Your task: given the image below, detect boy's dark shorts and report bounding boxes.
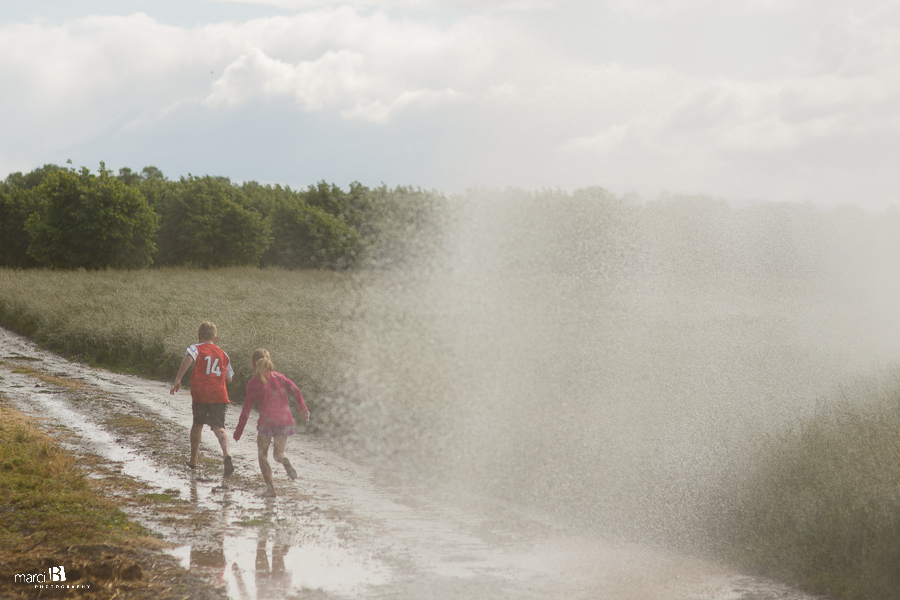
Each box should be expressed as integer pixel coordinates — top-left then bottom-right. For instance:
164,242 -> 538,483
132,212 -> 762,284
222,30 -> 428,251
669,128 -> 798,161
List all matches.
192,402 -> 227,429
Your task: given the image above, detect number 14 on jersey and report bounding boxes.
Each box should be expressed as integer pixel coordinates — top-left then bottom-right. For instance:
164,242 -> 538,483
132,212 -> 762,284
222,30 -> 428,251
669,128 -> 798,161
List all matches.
205,356 -> 222,376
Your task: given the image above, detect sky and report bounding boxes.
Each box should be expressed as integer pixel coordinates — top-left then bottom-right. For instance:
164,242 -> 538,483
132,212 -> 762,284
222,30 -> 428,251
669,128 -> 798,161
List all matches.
1,0 -> 899,209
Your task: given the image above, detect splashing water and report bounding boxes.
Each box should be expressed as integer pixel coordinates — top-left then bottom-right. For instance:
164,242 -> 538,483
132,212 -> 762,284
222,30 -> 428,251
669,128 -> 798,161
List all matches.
334,189 -> 900,543
3,190 -> 899,598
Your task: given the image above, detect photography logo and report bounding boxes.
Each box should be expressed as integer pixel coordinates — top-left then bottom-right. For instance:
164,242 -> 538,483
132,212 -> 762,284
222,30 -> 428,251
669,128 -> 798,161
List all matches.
15,565 -> 65,583
13,562 -> 92,589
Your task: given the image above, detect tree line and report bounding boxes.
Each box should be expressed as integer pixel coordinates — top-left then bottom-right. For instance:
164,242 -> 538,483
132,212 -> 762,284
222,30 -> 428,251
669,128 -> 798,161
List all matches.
0,163 -> 448,270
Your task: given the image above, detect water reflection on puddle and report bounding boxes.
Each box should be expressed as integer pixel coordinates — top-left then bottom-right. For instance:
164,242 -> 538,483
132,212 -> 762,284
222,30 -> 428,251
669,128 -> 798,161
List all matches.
168,528 -> 391,599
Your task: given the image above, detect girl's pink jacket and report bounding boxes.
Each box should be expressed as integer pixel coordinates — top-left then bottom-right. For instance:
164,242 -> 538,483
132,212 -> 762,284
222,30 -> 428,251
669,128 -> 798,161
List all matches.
233,372 -> 308,441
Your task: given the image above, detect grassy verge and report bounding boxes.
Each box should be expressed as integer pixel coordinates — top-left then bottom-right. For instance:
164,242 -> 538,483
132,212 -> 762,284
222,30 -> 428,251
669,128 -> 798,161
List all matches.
708,369 -> 900,600
0,395 -> 224,599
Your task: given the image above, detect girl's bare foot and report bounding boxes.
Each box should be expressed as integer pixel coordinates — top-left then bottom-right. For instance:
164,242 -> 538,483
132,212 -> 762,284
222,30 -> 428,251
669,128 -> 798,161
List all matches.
283,458 -> 297,480
262,488 -> 277,498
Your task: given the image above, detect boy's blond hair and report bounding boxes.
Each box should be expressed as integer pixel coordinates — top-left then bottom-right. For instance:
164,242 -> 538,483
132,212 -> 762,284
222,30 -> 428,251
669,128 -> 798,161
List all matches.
198,321 -> 217,342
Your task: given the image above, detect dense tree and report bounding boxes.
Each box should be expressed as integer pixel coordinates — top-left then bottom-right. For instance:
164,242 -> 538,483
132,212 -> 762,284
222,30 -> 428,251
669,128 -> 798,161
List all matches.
242,180 -> 448,269
300,181 -> 353,220
0,186 -> 42,267
350,184 -> 449,267
24,164 -> 158,269
116,167 -> 141,187
1,163 -> 64,192
2,163 -> 449,271
135,166 -> 169,212
241,180 -> 296,220
0,164 -> 66,267
262,201 -> 360,270
154,175 -> 270,267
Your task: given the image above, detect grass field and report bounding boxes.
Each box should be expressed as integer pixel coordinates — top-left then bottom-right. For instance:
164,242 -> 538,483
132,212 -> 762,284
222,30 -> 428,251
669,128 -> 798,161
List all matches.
4,266 -> 900,600
0,267 -> 366,422
0,265 -> 459,461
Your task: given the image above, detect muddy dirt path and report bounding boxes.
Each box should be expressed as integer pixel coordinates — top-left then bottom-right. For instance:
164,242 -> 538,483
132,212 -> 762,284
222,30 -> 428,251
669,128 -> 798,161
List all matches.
0,327 -> 823,600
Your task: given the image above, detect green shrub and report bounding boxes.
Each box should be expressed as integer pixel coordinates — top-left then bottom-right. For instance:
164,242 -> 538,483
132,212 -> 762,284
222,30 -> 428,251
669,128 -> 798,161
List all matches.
134,166 -> 169,212
2,163 -> 65,191
262,201 -> 360,270
0,164 -> 67,267
154,175 -> 270,267
243,180 -> 448,269
712,372 -> 900,600
299,180 -> 351,220
0,186 -> 41,268
350,184 -> 449,267
24,164 -> 158,269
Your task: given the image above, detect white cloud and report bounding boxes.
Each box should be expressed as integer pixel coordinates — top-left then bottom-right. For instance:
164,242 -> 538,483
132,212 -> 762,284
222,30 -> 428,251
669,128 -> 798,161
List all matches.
560,125 -> 631,153
605,0 -> 807,19
1,2 -> 899,207
661,68 -> 900,152
205,46 -> 370,110
0,14 -> 229,136
342,88 -> 463,122
814,6 -> 900,76
0,8 -> 459,146
201,0 -> 554,10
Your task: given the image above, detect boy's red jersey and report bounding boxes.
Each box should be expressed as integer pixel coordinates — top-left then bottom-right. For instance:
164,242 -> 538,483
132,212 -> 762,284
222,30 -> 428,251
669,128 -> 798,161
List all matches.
189,342 -> 231,404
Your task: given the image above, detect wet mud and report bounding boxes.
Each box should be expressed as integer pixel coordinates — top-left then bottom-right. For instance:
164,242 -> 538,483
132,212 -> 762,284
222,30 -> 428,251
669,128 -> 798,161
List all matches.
0,327 -> 826,600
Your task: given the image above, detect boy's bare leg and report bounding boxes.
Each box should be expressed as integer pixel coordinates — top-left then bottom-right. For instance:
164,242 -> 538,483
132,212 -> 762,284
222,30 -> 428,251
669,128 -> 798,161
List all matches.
212,426 -> 231,457
213,427 -> 233,476
189,424 -> 203,467
271,436 -> 297,480
257,435 -> 276,497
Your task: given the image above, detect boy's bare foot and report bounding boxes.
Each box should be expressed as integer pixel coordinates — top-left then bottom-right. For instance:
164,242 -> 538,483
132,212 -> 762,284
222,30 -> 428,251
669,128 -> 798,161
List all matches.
224,455 -> 234,477
262,489 -> 277,498
283,458 -> 297,480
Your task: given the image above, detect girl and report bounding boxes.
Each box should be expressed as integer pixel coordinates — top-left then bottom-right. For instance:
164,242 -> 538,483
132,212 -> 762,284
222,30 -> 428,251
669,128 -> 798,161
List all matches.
233,348 -> 310,497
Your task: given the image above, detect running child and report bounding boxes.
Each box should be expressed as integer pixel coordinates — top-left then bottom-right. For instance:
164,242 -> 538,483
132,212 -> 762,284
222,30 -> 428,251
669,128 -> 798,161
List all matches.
233,348 -> 310,498
170,321 -> 235,477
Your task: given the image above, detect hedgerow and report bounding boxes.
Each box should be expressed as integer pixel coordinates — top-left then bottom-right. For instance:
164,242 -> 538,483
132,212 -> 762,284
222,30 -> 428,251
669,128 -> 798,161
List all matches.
1,163 -> 447,271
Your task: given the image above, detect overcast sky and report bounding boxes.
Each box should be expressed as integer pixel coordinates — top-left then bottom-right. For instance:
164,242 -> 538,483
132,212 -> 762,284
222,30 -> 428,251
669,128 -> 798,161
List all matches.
2,0 -> 898,209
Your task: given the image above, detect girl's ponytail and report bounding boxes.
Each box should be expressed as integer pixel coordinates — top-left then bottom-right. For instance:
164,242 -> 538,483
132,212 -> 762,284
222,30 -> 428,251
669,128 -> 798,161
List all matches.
251,348 -> 274,384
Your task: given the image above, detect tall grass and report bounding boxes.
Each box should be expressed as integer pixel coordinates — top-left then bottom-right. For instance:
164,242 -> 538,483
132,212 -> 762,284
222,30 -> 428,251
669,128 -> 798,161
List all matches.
4,260 -> 900,599
0,265 -> 473,462
708,369 -> 900,599
0,267 -> 369,428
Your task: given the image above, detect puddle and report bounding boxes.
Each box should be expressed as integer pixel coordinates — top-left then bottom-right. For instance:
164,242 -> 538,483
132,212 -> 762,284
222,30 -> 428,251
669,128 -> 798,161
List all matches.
9,379 -> 196,498
170,534 -> 391,599
0,326 -> 824,600
3,353 -> 42,361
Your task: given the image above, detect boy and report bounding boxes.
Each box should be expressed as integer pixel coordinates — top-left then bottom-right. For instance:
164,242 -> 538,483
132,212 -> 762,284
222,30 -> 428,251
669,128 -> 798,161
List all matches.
170,321 -> 235,477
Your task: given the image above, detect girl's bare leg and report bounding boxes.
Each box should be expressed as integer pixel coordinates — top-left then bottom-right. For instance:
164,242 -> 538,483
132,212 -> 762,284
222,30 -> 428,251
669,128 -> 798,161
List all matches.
271,436 -> 297,480
257,435 -> 276,497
